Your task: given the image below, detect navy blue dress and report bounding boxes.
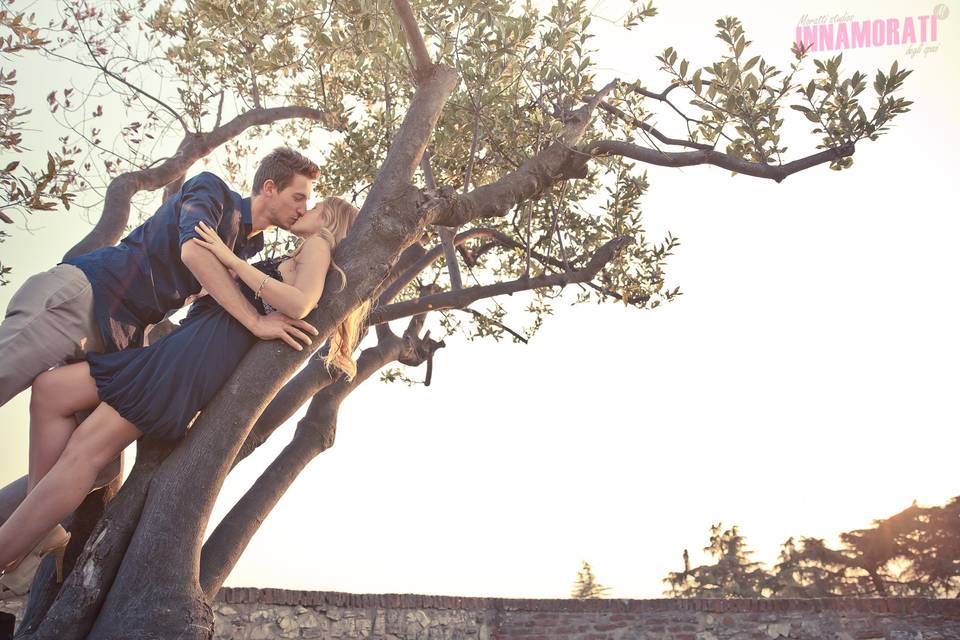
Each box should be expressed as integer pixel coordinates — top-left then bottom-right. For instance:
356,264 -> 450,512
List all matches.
86,257 -> 284,441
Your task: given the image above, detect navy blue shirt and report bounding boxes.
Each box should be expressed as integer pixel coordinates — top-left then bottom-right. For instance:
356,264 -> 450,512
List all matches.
65,172 -> 264,352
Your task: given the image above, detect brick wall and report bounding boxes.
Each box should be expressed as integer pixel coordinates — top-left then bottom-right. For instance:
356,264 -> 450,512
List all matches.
212,589 -> 960,639
5,590 -> 960,639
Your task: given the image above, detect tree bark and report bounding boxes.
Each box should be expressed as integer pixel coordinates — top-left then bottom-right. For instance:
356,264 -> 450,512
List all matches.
14,472 -> 121,637
18,441 -> 176,640
199,328 -> 411,596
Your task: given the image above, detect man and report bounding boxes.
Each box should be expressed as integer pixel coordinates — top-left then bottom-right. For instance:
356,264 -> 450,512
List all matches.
1,146 -> 321,407
0,147 -> 321,574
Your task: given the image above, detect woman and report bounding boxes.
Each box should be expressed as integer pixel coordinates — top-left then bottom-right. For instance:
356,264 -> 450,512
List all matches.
0,196 -> 368,595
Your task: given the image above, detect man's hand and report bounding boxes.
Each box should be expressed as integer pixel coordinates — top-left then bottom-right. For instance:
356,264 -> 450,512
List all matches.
250,311 -> 320,351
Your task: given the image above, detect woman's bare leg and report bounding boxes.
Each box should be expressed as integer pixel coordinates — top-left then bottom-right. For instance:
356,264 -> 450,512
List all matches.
27,363 -> 100,493
0,401 -> 143,570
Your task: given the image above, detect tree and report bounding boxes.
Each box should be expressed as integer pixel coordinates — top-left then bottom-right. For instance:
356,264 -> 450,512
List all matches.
667,497 -> 960,599
571,560 -> 610,599
769,497 -> 960,598
768,536 -> 858,597
664,523 -> 769,597
892,496 -> 960,597
0,0 -> 912,636
0,4 -> 80,285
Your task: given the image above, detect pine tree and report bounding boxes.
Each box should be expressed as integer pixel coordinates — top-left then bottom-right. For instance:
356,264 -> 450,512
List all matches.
571,560 -> 611,599
664,524 -> 769,597
769,536 -> 853,597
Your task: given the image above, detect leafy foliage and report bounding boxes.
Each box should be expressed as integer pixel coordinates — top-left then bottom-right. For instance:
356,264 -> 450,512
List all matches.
664,524 -> 768,597
665,497 -> 960,598
0,3 -> 80,283
571,559 -> 610,598
6,0 -> 911,338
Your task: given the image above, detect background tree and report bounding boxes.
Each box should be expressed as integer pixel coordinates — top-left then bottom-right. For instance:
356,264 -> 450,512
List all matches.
664,523 -> 769,597
667,497 -> 960,599
0,3 -> 80,285
767,536 -> 854,597
769,497 -> 960,598
0,0 -> 912,636
571,560 -> 610,599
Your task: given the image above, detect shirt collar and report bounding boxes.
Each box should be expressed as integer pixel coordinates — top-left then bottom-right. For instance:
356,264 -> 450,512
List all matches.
236,195 -> 264,258
240,196 -> 253,226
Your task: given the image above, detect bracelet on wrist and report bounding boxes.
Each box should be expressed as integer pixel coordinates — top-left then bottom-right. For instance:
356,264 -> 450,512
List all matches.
255,274 -> 270,300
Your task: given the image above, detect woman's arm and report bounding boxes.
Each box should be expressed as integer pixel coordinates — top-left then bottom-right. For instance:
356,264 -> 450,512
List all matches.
193,222 -> 332,319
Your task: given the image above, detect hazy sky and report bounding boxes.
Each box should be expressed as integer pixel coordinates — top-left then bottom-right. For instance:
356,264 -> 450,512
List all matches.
1,0 -> 958,599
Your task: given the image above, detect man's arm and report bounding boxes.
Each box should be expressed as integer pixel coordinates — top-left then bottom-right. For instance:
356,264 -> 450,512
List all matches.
181,242 -> 260,328
176,173 -> 317,350
181,243 -> 317,350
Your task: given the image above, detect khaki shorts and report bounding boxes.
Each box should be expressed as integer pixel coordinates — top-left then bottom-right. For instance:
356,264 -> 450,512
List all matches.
0,264 -> 104,407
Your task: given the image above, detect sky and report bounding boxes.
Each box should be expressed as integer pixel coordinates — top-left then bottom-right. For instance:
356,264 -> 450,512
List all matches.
1,0 -> 958,599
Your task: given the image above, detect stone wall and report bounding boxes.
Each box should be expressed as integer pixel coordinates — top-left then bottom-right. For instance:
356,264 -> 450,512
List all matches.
4,589 -> 960,639
209,590 -> 960,639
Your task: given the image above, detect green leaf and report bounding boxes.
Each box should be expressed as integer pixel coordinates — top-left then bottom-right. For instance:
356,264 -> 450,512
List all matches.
790,104 -> 820,123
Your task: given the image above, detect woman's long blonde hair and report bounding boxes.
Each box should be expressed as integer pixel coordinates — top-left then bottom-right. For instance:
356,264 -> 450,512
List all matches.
293,196 -> 370,380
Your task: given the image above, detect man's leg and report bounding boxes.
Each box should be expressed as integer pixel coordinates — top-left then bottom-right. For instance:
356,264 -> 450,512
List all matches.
0,264 -> 101,407
0,264 -> 114,528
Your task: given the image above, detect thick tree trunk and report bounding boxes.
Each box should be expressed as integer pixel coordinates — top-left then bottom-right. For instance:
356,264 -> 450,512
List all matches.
17,441 -> 176,640
14,472 -> 121,637
199,326 -> 416,596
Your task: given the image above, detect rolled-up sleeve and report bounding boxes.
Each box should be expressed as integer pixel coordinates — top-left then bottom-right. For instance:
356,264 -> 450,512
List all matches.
178,173 -> 227,247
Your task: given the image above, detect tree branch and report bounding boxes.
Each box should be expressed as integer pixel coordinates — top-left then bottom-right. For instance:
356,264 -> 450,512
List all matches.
423,81 -> 616,228
598,101 -> 713,151
243,51 -> 262,109
391,0 -> 432,81
586,139 -> 856,182
74,14 -> 191,133
199,322 -> 429,596
369,236 -> 634,325
455,307 -> 528,343
425,81 -> 857,228
421,149 -> 462,290
230,348 -> 335,467
377,227 -> 502,304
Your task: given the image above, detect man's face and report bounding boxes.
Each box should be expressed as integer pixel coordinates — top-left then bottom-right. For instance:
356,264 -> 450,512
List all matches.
267,174 -> 313,230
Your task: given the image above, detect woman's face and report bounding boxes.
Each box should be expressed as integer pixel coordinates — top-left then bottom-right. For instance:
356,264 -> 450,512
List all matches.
289,203 -> 326,238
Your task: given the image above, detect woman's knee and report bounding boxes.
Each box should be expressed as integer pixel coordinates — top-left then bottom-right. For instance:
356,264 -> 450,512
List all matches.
30,364 -> 97,419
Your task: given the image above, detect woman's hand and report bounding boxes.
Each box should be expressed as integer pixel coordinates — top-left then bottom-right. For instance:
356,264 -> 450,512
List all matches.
192,221 -> 240,269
